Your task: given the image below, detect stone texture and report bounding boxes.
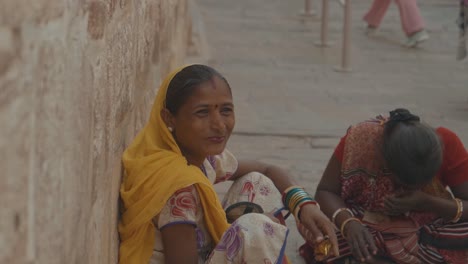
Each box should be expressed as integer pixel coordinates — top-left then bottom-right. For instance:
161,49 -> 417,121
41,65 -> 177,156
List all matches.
0,0 -> 193,263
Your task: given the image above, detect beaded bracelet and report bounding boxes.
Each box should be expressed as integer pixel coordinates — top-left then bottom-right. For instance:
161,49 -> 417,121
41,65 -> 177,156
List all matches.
340,217 -> 361,238
452,198 -> 464,223
331,208 -> 354,226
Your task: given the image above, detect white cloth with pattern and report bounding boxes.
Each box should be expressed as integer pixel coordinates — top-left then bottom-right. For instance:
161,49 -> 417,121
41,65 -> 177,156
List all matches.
150,150 -> 289,264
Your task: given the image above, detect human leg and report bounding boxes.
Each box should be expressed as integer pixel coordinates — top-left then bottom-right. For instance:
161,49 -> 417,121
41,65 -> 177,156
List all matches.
457,1 -> 468,59
394,0 -> 425,36
363,0 -> 392,29
394,0 -> 429,47
206,214 -> 289,263
211,173 -> 290,263
222,172 -> 284,216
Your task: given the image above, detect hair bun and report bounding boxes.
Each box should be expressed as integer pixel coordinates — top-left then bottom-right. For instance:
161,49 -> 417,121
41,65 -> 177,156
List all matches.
389,108 -> 420,123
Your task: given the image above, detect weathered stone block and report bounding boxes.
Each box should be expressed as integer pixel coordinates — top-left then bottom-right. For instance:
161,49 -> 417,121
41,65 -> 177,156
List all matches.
0,0 -> 193,262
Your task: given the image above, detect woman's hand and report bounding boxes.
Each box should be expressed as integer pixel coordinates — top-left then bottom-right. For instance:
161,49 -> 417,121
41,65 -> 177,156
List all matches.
299,204 -> 340,257
343,220 -> 378,263
384,190 -> 430,215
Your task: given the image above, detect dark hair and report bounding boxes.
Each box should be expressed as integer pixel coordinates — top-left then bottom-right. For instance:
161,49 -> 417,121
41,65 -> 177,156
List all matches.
165,64 -> 231,114
382,108 -> 443,186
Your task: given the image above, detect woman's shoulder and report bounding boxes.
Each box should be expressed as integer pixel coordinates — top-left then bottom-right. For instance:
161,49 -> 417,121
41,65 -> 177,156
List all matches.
348,115 -> 385,131
207,149 -> 238,172
436,126 -> 458,139
344,118 -> 384,142
436,127 -> 465,148
207,149 -> 239,183
157,184 -> 201,228
166,185 -> 201,210
436,127 -> 468,187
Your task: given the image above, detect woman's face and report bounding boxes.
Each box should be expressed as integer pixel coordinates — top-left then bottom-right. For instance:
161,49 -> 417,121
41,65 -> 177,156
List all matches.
171,77 -> 235,164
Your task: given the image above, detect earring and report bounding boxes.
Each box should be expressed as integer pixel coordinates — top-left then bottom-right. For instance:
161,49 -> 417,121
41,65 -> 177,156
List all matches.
168,127 -> 173,132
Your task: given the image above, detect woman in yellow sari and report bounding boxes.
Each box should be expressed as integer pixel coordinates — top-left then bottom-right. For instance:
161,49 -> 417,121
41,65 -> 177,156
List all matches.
118,64 -> 339,263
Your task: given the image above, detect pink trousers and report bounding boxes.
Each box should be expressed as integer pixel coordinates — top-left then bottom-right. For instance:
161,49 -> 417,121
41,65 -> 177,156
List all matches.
363,0 -> 425,36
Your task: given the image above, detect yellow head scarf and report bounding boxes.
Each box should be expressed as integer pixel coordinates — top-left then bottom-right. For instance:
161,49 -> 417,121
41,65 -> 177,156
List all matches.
119,66 -> 230,263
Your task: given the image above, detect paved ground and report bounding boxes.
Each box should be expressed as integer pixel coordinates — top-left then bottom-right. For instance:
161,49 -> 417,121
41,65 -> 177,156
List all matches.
194,0 -> 468,262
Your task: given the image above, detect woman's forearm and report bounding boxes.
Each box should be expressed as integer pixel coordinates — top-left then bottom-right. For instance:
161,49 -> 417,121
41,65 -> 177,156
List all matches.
263,164 -> 298,193
233,160 -> 298,193
316,190 -> 352,227
424,195 -> 467,222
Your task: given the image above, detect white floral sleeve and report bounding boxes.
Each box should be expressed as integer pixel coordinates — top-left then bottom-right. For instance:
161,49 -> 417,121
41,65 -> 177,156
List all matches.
158,185 -> 200,229
155,185 -> 215,262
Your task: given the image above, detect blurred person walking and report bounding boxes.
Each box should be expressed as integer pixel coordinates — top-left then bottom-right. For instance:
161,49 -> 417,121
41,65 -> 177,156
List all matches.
363,0 -> 429,48
457,0 -> 468,60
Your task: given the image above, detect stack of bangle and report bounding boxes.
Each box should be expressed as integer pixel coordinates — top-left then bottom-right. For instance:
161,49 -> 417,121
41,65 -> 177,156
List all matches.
340,217 -> 361,239
282,185 -> 318,221
452,198 -> 464,223
331,207 -> 354,227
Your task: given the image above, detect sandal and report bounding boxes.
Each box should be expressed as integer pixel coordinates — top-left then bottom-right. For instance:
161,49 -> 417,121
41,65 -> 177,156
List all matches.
225,202 -> 264,223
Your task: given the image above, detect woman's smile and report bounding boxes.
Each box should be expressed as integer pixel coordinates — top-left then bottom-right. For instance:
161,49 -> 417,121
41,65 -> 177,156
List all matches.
207,136 -> 226,144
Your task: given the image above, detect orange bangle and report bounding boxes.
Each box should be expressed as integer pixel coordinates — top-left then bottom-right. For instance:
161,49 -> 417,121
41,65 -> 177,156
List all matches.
340,217 -> 361,238
452,198 -> 463,223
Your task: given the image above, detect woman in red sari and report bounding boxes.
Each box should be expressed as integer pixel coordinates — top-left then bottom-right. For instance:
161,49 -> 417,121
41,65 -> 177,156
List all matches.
300,108 -> 468,263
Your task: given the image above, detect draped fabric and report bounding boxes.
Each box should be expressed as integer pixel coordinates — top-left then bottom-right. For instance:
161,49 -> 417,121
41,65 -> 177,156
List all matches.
118,66 -> 229,263
335,118 -> 467,263
300,117 -> 468,263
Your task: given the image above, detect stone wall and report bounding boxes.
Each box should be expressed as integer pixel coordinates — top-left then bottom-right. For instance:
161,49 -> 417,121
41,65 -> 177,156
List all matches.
0,0 -> 193,263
